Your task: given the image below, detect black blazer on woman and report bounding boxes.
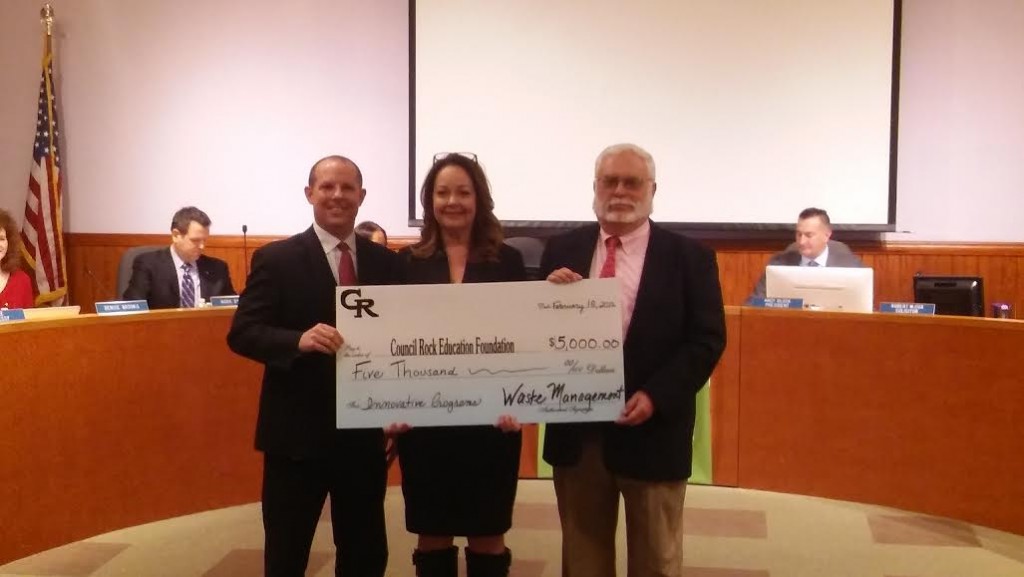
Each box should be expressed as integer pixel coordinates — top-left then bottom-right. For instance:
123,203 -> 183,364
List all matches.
395,242 -> 527,285
393,241 -> 527,536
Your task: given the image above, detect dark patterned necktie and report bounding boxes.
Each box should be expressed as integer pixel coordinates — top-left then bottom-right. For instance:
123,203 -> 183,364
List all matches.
807,260 -> 820,267
180,263 -> 195,307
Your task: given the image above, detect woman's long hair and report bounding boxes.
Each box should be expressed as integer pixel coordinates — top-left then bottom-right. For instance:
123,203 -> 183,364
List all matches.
0,209 -> 24,273
410,154 -> 504,262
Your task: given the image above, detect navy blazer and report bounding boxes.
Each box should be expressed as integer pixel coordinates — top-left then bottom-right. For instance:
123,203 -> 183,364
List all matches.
227,228 -> 398,458
540,222 -> 726,481
122,247 -> 235,309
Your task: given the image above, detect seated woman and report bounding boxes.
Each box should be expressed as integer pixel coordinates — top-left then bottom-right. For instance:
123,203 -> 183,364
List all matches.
392,153 -> 525,577
0,209 -> 34,309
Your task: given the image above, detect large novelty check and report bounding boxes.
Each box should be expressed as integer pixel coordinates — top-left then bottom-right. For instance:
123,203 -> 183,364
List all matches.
335,279 -> 625,428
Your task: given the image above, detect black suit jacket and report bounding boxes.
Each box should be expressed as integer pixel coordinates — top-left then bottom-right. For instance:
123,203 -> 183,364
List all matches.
122,248 -> 235,309
227,228 -> 398,458
540,222 -> 726,481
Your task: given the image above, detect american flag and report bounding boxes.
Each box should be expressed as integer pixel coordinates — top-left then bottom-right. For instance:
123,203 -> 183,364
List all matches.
20,33 -> 67,307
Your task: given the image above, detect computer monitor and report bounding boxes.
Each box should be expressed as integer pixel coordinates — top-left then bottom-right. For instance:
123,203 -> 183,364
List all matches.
766,265 -> 875,313
912,275 -> 984,317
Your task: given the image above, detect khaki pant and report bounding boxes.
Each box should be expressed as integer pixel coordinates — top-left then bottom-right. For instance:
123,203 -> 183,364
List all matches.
553,437 -> 687,577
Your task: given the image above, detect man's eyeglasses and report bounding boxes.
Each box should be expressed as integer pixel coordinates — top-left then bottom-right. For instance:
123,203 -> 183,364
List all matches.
433,152 -> 478,164
596,176 -> 653,191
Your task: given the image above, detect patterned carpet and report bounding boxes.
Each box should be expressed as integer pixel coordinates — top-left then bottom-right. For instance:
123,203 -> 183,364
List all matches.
3,480 -> 1023,577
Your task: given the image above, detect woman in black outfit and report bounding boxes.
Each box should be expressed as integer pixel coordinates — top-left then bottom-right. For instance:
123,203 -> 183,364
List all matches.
393,153 -> 524,577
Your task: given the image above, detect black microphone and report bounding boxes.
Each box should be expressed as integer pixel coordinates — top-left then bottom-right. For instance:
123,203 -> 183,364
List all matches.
242,224 -> 249,278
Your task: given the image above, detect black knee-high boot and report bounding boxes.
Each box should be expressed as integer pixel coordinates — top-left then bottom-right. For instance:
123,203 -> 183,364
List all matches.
412,546 -> 458,577
465,547 -> 512,577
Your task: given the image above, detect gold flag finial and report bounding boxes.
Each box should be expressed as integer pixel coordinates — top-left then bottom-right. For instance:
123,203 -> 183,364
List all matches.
41,4 -> 55,36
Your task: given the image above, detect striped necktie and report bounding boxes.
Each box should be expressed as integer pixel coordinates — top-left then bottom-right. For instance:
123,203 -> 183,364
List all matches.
180,263 -> 195,307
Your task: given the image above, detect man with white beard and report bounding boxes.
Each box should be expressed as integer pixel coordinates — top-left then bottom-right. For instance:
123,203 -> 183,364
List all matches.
540,143 -> 727,577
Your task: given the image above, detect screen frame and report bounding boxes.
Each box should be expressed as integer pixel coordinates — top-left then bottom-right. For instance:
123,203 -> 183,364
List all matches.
408,0 -> 903,233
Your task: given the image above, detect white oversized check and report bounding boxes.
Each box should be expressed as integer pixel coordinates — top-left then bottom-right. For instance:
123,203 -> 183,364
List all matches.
335,279 -> 625,428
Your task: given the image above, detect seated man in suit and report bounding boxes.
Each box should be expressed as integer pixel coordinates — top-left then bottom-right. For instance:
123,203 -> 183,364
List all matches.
749,207 -> 865,300
123,206 -> 235,309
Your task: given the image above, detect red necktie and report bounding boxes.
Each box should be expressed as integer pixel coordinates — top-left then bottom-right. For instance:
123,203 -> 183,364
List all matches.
338,242 -> 357,286
599,236 -> 620,278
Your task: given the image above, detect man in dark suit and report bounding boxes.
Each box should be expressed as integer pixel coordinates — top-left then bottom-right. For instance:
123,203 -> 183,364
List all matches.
227,156 -> 396,577
541,144 -> 726,577
122,206 -> 235,308
748,207 -> 866,300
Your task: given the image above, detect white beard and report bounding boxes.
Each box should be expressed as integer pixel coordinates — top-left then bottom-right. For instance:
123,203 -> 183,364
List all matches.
593,195 -> 654,224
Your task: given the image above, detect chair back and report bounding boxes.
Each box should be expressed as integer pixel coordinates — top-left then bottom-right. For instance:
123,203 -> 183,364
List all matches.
116,246 -> 164,299
504,237 -> 546,280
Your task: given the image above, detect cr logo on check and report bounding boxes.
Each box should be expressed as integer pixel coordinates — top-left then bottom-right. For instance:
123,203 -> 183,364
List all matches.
340,289 -> 379,318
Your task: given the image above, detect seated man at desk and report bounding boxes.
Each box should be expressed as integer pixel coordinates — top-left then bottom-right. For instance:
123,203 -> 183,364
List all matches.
749,207 -> 864,300
123,206 -> 235,309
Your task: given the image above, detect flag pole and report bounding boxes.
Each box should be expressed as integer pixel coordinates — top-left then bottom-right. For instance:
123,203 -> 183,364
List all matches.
41,3 -> 68,307
41,4 -> 54,36
41,5 -> 54,67
20,3 -> 69,306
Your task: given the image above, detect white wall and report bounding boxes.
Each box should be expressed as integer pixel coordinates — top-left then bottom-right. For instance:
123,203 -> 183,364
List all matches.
894,0 -> 1024,241
0,0 -> 413,237
1,0 -> 1023,240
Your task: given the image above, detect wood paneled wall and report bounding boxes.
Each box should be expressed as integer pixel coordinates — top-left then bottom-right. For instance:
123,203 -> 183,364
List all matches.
714,240 -> 1024,314
65,233 -> 1024,316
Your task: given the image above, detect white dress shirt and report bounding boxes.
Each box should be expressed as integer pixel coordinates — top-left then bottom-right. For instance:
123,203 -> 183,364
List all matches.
801,245 -> 829,267
312,222 -> 359,284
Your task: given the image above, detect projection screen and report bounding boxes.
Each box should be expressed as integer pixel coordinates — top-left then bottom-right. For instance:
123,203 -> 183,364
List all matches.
412,0 -> 899,230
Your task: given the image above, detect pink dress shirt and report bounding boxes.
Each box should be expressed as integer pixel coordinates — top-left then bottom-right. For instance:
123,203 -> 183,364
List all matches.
589,220 -> 651,339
